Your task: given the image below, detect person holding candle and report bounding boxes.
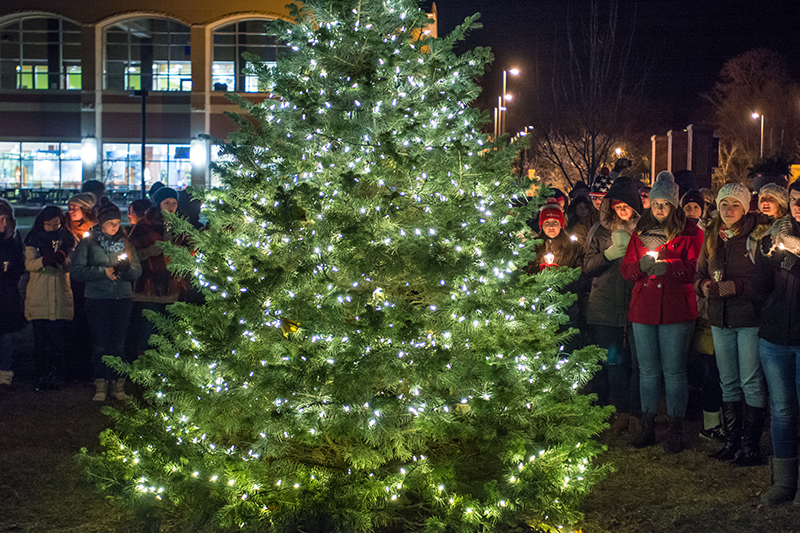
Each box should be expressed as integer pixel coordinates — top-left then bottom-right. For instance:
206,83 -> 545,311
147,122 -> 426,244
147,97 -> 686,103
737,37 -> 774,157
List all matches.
23,206 -> 76,390
755,180 -> 800,505
70,203 -> 141,402
692,183 -> 766,464
583,176 -> 643,434
620,171 -> 703,453
66,193 -> 97,241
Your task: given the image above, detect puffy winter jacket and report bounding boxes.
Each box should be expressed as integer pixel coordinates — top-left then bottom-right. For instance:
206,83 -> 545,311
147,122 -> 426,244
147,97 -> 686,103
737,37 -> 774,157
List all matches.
693,214 -> 759,329
621,220 -> 703,325
70,231 -> 142,300
24,246 -> 73,321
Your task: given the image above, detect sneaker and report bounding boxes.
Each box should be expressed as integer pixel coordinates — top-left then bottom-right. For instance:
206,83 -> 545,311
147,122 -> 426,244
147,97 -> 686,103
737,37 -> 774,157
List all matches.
699,425 -> 725,442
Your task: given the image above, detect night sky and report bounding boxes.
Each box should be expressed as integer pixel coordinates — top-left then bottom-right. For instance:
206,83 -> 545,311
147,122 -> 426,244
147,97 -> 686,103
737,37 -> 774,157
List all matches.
425,0 -> 800,135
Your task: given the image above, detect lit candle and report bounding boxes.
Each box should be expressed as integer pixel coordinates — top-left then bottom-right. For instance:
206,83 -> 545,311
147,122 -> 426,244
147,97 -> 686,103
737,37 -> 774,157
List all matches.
118,253 -> 128,262
83,231 -> 91,238
569,235 -> 577,241
544,253 -> 555,265
779,243 -> 786,250
646,251 -> 658,259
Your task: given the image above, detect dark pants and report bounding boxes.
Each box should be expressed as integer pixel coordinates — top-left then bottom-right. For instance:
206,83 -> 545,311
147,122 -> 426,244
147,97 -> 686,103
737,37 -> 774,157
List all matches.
86,298 -> 132,380
588,324 -> 633,415
126,301 -> 167,361
32,319 -> 68,379
688,352 -> 723,414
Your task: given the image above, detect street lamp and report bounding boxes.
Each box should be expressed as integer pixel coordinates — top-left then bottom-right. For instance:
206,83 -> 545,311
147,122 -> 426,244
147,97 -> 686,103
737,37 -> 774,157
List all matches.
493,68 -> 519,139
751,112 -> 764,158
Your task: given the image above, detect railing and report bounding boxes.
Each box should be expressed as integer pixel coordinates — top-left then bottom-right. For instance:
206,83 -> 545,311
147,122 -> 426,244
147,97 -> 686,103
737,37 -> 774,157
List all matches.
0,188 -> 144,205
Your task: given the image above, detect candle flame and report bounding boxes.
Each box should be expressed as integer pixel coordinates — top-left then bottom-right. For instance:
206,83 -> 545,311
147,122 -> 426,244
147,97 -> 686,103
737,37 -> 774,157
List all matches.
83,231 -> 90,238
646,251 -> 658,259
544,253 -> 555,265
119,253 -> 128,261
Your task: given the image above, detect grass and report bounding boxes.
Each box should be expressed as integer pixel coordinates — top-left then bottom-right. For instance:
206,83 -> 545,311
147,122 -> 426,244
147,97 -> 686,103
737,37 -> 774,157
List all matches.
1,367 -> 798,532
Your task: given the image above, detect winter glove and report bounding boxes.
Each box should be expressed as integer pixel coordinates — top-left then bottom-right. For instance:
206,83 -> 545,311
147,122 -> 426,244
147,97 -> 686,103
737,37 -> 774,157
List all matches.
113,260 -> 131,276
40,251 -> 57,267
639,254 -> 656,273
704,280 -> 742,299
611,229 -> 632,249
647,260 -> 668,277
604,244 -> 626,261
780,253 -> 798,272
54,250 -> 66,265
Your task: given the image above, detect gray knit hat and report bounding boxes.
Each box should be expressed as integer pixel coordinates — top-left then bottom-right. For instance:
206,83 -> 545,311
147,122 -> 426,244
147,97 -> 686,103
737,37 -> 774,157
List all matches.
759,183 -> 789,211
650,171 -> 680,207
716,183 -> 751,210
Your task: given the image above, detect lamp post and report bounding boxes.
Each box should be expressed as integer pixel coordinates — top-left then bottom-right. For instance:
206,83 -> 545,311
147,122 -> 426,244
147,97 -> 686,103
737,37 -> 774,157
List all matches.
493,68 -> 519,139
751,112 -> 764,158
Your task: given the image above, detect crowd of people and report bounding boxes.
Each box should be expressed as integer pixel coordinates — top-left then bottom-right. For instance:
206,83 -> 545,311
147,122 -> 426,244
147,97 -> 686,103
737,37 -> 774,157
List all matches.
526,163 -> 800,506
0,180 -> 194,403
1,167 -> 800,506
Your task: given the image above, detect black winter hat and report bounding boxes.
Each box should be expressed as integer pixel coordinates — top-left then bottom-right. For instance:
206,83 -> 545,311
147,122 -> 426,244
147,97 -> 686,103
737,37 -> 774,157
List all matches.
681,189 -> 706,209
604,176 -> 643,215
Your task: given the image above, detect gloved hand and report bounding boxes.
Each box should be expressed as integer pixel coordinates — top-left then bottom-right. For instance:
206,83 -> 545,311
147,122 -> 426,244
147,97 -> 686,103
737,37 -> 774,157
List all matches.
41,251 -> 57,267
639,254 -> 656,273
113,260 -> 131,276
54,250 -> 66,265
604,230 -> 630,261
704,280 -> 740,299
647,260 -> 668,277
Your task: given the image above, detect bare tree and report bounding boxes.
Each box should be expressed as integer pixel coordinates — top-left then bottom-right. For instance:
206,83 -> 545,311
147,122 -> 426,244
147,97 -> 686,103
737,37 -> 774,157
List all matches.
534,0 -> 648,187
705,48 -> 800,184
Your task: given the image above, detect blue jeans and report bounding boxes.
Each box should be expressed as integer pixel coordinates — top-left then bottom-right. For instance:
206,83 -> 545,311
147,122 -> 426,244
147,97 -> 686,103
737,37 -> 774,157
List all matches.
760,339 -> 800,459
0,331 -> 13,372
633,321 -> 694,417
86,298 -> 133,380
711,326 -> 766,407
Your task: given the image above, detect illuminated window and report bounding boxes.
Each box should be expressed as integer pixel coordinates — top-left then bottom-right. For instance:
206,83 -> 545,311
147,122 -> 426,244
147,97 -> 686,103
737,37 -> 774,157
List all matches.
212,19 -> 290,92
0,17 -> 81,90
0,142 -> 81,188
103,143 -> 191,190
105,18 -> 191,92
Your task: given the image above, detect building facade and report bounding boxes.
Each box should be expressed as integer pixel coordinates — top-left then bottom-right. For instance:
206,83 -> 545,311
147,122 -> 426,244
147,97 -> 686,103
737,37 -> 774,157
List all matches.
0,0 -> 436,193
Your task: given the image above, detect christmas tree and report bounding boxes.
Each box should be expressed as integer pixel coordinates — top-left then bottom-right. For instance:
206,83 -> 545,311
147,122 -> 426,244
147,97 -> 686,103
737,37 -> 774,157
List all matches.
82,1 -> 610,531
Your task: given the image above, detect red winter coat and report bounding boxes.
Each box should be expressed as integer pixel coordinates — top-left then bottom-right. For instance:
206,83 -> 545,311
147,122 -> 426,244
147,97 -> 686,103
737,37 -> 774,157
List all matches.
620,220 -> 704,325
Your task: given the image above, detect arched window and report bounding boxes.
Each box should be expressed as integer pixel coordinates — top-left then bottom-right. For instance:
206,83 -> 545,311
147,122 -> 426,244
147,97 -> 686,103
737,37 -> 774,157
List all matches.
212,19 -> 289,92
0,16 -> 81,90
105,18 -> 191,92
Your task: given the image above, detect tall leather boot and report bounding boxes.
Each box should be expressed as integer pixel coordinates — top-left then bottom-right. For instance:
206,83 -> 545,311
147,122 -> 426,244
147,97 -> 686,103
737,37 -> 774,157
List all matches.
711,401 -> 741,461
634,412 -> 656,448
734,405 -> 766,466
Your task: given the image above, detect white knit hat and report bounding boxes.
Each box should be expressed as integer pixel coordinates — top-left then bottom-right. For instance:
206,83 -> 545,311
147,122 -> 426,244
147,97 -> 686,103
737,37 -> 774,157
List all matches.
759,183 -> 789,211
650,171 -> 680,207
716,183 -> 752,210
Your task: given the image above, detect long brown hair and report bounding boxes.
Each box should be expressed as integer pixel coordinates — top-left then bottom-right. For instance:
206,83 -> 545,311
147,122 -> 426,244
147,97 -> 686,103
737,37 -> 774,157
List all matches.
636,204 -> 686,242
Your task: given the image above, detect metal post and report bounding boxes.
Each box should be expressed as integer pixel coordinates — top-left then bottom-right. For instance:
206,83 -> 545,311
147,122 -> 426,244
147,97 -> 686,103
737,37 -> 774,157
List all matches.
760,114 -> 764,158
501,70 -> 507,136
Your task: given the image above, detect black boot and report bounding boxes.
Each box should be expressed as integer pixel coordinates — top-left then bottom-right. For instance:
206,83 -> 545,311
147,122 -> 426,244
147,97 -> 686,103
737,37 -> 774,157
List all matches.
634,413 -> 657,448
664,415 -> 684,454
712,401 -> 741,461
734,405 -> 766,467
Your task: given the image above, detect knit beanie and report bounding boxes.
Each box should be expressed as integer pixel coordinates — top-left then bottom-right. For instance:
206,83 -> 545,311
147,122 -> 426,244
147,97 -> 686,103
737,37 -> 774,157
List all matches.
716,183 -> 752,210
97,203 -> 121,225
68,192 -> 96,211
152,186 -> 178,208
650,171 -> 680,207
590,173 -> 613,196
681,189 -> 705,209
569,181 -> 590,199
759,183 -> 789,210
148,181 -> 165,200
538,198 -> 566,228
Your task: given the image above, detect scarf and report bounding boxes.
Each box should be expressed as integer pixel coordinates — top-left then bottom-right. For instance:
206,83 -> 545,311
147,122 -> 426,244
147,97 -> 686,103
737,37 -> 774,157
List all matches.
93,226 -> 126,256
639,224 -> 668,252
719,222 -> 739,243
764,215 -> 800,256
24,227 -> 75,255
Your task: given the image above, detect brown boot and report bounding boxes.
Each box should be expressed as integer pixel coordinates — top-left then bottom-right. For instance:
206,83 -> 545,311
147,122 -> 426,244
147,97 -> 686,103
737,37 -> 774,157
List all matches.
111,378 -> 127,401
92,379 -> 107,402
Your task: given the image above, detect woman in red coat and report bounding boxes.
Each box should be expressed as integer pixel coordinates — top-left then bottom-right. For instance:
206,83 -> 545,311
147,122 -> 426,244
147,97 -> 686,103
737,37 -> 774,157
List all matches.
620,171 -> 704,452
